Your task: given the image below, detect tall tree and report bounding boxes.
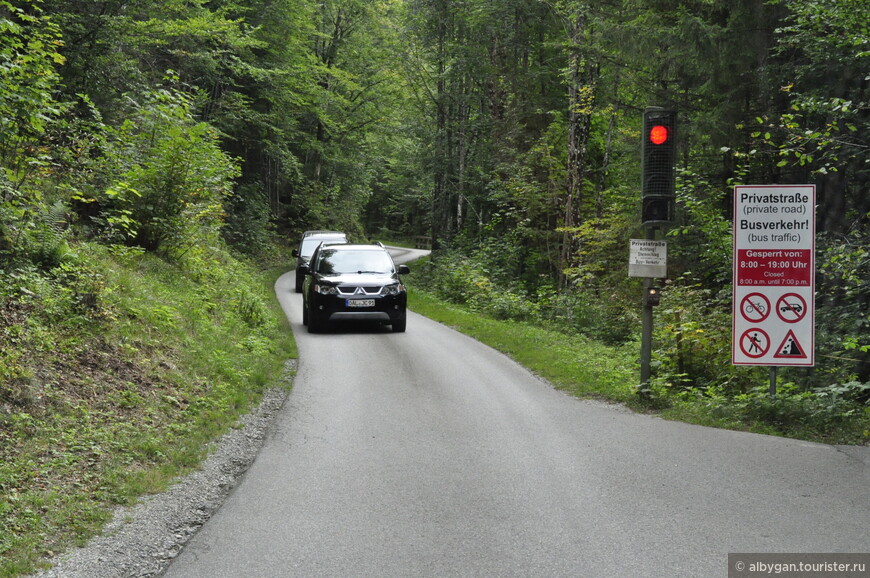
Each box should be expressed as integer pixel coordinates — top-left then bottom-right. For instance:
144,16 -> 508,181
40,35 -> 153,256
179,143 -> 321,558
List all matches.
541,1 -> 601,284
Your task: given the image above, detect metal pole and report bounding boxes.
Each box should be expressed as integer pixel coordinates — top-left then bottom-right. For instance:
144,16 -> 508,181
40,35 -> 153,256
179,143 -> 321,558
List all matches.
640,277 -> 653,394
639,227 -> 657,396
769,366 -> 777,397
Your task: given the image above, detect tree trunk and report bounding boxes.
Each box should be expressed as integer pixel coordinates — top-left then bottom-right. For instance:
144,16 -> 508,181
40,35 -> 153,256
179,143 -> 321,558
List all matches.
560,10 -> 596,287
431,2 -> 450,250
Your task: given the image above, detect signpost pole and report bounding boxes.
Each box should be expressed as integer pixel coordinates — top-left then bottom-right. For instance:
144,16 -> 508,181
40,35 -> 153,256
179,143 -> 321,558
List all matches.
769,366 -> 777,397
638,226 -> 658,395
630,235 -> 666,395
640,276 -> 653,392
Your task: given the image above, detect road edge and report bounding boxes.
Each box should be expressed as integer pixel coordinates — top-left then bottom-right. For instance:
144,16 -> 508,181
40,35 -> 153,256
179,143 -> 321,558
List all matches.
31,361 -> 296,578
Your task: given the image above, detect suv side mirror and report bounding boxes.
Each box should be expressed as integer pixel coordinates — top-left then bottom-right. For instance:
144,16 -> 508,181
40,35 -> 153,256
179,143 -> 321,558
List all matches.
397,265 -> 410,275
298,265 -> 309,275
292,249 -> 299,257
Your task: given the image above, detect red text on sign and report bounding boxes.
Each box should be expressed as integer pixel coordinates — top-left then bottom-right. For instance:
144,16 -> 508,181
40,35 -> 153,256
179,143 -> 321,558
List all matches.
736,249 -> 812,286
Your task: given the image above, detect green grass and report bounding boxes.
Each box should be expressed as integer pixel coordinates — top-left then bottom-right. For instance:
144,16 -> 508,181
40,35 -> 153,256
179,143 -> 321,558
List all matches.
0,245 -> 296,577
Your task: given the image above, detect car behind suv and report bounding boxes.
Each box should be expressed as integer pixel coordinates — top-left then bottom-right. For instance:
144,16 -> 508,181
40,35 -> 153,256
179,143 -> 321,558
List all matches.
301,243 -> 409,333
292,230 -> 348,292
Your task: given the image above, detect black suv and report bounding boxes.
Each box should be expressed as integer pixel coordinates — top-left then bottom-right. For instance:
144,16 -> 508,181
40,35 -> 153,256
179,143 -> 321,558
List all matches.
292,231 -> 348,292
301,243 -> 409,333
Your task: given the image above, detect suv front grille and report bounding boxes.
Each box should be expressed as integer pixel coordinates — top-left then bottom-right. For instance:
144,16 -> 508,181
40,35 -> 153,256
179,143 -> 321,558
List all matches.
336,285 -> 383,296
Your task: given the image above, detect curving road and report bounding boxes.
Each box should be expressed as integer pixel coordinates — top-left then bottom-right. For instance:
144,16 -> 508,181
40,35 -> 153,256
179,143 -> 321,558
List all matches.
165,248 -> 869,577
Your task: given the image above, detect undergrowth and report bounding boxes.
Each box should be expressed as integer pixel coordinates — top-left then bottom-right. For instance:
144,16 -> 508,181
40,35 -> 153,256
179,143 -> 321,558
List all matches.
0,242 -> 296,577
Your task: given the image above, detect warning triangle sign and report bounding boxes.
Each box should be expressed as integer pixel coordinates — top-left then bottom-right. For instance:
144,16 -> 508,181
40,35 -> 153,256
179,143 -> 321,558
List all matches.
774,330 -> 807,359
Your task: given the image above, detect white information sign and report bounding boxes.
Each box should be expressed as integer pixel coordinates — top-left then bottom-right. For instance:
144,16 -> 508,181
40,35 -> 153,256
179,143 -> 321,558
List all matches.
732,185 -> 815,366
629,240 -> 667,278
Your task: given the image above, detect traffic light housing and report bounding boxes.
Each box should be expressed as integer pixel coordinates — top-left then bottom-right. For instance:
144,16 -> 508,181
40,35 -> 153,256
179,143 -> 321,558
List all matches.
642,108 -> 676,226
644,286 -> 661,307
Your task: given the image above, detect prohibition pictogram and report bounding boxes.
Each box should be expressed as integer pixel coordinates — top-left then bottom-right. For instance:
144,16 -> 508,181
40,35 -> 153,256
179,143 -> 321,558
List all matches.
739,328 -> 770,359
774,330 -> 807,359
776,293 -> 807,323
740,292 -> 770,323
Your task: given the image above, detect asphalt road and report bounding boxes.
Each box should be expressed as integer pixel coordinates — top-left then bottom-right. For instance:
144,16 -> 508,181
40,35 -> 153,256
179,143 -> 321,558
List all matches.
164,248 -> 869,577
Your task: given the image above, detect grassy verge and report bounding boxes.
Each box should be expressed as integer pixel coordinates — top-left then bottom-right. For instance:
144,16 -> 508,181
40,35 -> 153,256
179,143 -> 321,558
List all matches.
407,287 -> 870,445
0,244 -> 296,577
408,288 -> 642,405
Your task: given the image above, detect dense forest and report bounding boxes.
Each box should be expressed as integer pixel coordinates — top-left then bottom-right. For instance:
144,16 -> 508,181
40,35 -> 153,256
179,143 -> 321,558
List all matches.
2,1 -> 869,417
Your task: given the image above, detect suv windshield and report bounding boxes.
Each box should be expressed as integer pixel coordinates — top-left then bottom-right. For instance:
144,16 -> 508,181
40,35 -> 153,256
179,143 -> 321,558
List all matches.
300,236 -> 344,258
316,249 -> 394,275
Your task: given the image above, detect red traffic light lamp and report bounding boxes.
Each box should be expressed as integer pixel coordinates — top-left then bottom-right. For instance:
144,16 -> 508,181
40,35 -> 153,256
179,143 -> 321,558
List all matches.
649,124 -> 669,145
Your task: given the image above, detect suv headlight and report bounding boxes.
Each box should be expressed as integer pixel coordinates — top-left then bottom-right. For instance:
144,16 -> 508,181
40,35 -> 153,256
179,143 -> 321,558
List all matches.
382,283 -> 406,296
314,284 -> 339,295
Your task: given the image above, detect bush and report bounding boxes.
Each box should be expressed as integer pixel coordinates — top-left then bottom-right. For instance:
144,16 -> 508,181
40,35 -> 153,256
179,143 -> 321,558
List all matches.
222,184 -> 276,256
73,87 -> 240,257
674,382 -> 870,443
418,243 -> 637,343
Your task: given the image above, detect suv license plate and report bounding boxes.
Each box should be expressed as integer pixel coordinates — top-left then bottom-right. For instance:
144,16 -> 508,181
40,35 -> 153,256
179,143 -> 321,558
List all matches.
346,299 -> 375,308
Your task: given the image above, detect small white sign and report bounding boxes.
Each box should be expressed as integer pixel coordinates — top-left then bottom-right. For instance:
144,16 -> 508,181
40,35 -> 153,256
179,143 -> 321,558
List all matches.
629,240 -> 667,278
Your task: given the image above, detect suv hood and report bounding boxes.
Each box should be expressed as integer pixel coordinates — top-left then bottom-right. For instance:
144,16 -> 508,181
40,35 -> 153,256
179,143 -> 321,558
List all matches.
315,272 -> 400,286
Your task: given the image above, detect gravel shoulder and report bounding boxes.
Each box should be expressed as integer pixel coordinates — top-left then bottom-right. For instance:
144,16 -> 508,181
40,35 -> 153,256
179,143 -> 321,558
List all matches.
31,361 -> 295,578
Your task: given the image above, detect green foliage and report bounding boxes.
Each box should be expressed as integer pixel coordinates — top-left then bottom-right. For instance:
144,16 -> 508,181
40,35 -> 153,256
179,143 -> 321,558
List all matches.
669,169 -> 734,284
59,84 -> 239,257
221,183 -> 275,256
0,241 -> 295,576
666,382 -> 870,444
233,285 -> 268,329
102,87 -> 240,255
814,228 -> 870,384
0,186 -> 73,270
417,244 -> 636,345
653,280 -> 753,392
0,0 -> 65,172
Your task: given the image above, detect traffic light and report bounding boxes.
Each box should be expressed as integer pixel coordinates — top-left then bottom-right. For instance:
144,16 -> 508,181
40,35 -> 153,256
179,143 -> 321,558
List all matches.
642,108 -> 676,226
644,286 -> 661,307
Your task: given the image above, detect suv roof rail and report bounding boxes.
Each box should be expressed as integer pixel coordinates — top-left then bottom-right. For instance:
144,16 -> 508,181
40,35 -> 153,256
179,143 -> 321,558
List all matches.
303,230 -> 345,237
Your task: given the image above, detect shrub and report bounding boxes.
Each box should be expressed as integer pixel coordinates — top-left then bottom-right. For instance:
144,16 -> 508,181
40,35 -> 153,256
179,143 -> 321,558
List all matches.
76,86 -> 240,257
677,383 -> 870,443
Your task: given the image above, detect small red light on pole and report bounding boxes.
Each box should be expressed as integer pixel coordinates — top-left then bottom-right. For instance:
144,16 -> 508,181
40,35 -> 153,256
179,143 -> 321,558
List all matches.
645,286 -> 661,306
649,125 -> 669,145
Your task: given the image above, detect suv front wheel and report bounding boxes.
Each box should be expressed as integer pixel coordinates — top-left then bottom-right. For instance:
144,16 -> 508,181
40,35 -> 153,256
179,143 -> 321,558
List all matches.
307,303 -> 323,333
